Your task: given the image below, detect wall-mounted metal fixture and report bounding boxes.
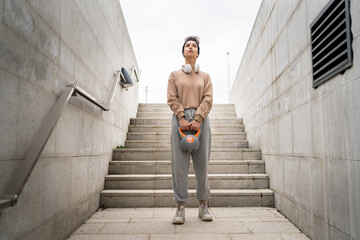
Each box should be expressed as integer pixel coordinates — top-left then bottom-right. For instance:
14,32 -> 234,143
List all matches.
310,0 -> 353,88
131,66 -> 141,82
105,66 -> 139,106
119,67 -> 134,88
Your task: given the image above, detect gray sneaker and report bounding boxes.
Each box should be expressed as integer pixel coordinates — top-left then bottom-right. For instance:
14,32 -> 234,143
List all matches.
198,204 -> 213,221
172,206 -> 185,224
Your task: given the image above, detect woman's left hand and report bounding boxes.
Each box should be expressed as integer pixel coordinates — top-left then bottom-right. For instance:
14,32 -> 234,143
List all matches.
189,120 -> 201,131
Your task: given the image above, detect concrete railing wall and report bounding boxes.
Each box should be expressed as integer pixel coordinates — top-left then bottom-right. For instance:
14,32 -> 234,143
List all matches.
0,0 -> 138,239
229,0 -> 359,239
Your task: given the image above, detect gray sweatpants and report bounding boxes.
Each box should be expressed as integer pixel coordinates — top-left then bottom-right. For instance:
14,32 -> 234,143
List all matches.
170,110 -> 211,203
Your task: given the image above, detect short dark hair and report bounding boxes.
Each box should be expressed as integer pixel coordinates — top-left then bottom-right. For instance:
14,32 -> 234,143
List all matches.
182,36 -> 200,57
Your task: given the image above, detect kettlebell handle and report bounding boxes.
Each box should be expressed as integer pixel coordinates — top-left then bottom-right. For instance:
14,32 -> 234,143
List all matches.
178,127 -> 200,138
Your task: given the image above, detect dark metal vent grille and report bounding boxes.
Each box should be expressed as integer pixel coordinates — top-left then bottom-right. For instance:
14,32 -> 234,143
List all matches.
310,0 -> 353,88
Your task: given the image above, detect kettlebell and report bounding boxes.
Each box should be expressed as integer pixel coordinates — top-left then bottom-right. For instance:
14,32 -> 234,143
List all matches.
178,127 -> 201,153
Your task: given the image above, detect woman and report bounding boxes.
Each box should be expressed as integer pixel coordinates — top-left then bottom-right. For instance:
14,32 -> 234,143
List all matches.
167,36 -> 213,224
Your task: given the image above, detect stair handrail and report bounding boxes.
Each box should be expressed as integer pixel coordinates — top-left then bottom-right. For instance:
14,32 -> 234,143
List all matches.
0,69 -> 132,211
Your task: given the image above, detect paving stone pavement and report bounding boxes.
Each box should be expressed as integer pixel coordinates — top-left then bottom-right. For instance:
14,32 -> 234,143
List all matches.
68,207 -> 310,240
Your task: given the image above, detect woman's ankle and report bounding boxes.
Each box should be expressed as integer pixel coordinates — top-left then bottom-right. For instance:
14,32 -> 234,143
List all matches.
199,200 -> 206,205
177,201 -> 185,208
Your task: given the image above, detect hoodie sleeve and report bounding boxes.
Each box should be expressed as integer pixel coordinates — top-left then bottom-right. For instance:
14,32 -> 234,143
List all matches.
167,72 -> 185,120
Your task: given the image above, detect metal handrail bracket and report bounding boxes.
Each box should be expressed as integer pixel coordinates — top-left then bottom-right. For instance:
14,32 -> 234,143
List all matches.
130,66 -> 141,82
0,83 -> 110,211
0,197 -> 14,209
104,72 -> 121,109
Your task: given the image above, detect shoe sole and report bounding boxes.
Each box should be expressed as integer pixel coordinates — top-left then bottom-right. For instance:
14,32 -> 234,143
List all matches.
172,216 -> 185,224
199,213 -> 213,221
172,220 -> 185,224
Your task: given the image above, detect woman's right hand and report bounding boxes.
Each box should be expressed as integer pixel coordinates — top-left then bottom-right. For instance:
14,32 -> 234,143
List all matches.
179,117 -> 190,131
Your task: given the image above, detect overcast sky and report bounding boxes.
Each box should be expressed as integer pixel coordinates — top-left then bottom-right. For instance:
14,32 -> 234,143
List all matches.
119,0 -> 262,103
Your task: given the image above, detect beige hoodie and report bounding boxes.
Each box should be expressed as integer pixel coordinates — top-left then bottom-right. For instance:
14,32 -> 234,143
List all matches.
167,70 -> 213,123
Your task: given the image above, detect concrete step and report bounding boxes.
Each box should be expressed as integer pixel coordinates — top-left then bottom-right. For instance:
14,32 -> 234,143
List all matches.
139,103 -> 235,108
105,174 -> 269,190
126,132 -> 247,141
130,118 -> 243,126
113,148 -> 261,160
124,140 -> 249,148
136,112 -> 236,118
102,103 -> 272,208
138,104 -> 235,113
137,107 -> 235,112
128,125 -> 245,133
109,160 -> 265,174
137,108 -> 236,113
100,189 -> 274,207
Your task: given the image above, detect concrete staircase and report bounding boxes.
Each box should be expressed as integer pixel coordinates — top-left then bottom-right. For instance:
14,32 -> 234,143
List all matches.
100,104 -> 274,207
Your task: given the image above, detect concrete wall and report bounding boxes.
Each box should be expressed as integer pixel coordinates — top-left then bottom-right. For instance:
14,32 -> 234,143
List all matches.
229,0 -> 359,239
0,0 -> 138,239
